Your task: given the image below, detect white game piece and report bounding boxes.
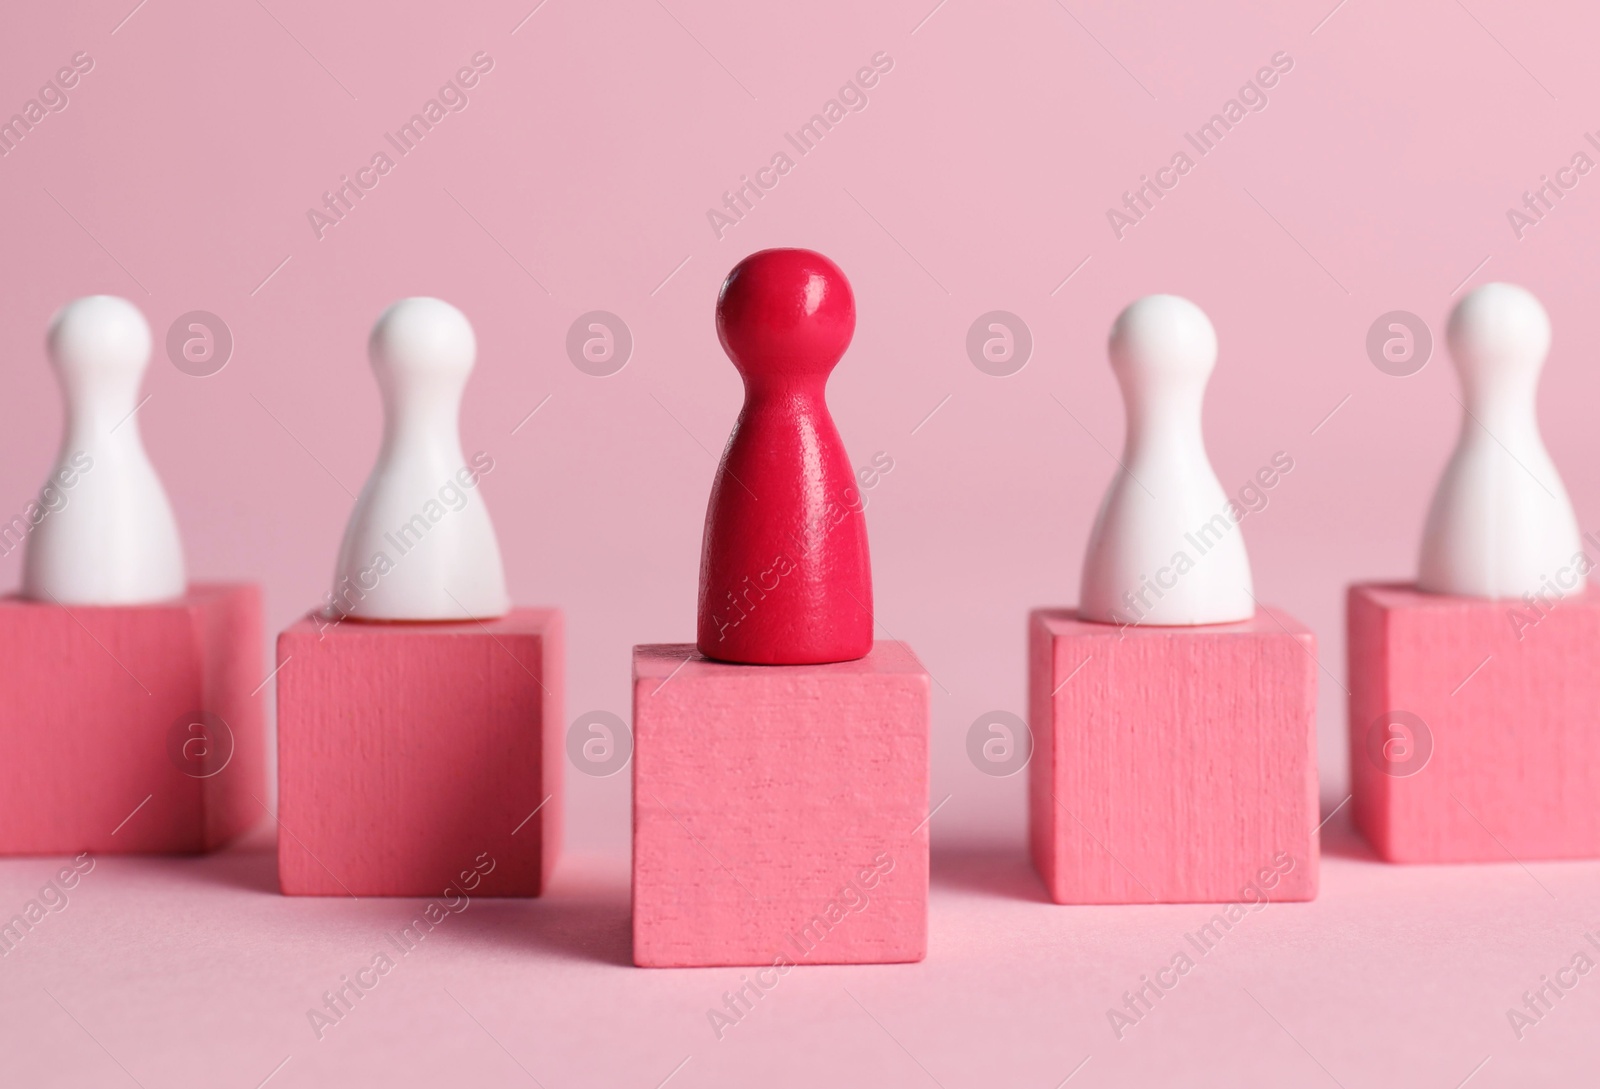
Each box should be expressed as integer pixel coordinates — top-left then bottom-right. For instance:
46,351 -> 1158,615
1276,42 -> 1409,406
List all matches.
21,296 -> 186,605
1078,294 -> 1254,626
328,297 -> 510,621
1417,282 -> 1580,599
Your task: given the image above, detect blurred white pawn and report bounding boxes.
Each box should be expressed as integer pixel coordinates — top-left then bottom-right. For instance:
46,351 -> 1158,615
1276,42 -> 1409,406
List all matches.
1078,294 -> 1254,626
1418,282 -> 1581,599
329,297 -> 509,621
22,295 -> 185,604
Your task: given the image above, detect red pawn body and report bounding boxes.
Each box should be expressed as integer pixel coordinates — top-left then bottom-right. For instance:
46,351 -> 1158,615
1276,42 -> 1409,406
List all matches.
697,249 -> 873,664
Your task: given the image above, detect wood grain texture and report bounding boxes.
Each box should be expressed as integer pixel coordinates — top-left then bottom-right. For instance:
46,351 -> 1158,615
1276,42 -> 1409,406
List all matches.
632,641 -> 928,967
276,608 -> 561,897
0,583 -> 264,855
1028,608 -> 1319,905
1349,582 -> 1600,862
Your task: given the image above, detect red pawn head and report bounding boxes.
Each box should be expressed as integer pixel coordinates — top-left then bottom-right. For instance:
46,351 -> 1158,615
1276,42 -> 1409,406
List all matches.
697,248 -> 873,664
717,249 -> 856,385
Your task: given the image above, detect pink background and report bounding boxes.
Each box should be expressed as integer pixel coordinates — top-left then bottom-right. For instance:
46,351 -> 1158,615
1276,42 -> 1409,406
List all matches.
4,0 -> 1600,1085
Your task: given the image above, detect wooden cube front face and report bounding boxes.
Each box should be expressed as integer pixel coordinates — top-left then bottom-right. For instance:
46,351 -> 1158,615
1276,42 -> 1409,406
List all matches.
0,584 -> 264,855
1028,608 -> 1319,905
632,642 -> 930,968
1348,583 -> 1600,862
276,609 -> 562,897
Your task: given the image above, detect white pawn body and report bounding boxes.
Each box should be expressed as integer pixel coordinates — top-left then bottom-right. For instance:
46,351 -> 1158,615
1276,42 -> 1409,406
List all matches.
1418,283 -> 1581,599
22,296 -> 185,605
1079,295 -> 1254,626
329,298 -> 509,621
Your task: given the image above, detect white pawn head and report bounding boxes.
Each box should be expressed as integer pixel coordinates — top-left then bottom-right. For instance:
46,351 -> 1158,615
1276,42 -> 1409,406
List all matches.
1079,294 -> 1254,627
328,297 -> 510,622
50,294 -> 152,393
1418,283 -> 1581,598
1111,293 -> 1218,386
22,296 -> 186,604
1446,281 -> 1550,399
370,296 -> 475,395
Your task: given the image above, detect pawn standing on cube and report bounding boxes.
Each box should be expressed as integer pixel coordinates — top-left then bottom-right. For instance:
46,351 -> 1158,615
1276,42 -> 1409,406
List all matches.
1351,282 -> 1599,862
329,297 -> 509,621
1417,283 -> 1581,597
0,296 -> 264,854
1030,294 -> 1318,905
697,248 -> 872,664
634,250 -> 930,968
1079,294 -> 1253,626
276,298 -> 561,897
23,296 -> 185,605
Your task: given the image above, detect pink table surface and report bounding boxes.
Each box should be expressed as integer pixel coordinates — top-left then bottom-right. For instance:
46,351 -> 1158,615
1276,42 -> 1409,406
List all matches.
2,811 -> 1595,1089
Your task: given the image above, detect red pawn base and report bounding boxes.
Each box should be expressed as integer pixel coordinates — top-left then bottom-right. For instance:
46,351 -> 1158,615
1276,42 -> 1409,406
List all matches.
632,642 -> 929,968
1349,582 -> 1600,862
276,608 -> 562,897
0,583 -> 266,855
1028,607 -> 1319,905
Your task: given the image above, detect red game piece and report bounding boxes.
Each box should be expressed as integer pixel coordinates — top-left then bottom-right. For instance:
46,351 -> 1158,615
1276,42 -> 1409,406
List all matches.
696,249 -> 872,665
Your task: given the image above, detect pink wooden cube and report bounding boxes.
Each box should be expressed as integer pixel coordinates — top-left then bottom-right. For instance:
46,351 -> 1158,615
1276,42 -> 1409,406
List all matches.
632,642 -> 929,968
276,608 -> 562,897
1028,607 -> 1319,904
0,583 -> 265,855
1349,582 -> 1600,862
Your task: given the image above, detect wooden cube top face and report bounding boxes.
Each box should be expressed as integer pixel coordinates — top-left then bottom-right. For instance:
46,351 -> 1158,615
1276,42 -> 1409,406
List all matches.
0,581 -> 253,615
632,641 -> 930,967
282,606 -> 561,642
1032,606 -> 1315,643
634,639 -> 928,683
